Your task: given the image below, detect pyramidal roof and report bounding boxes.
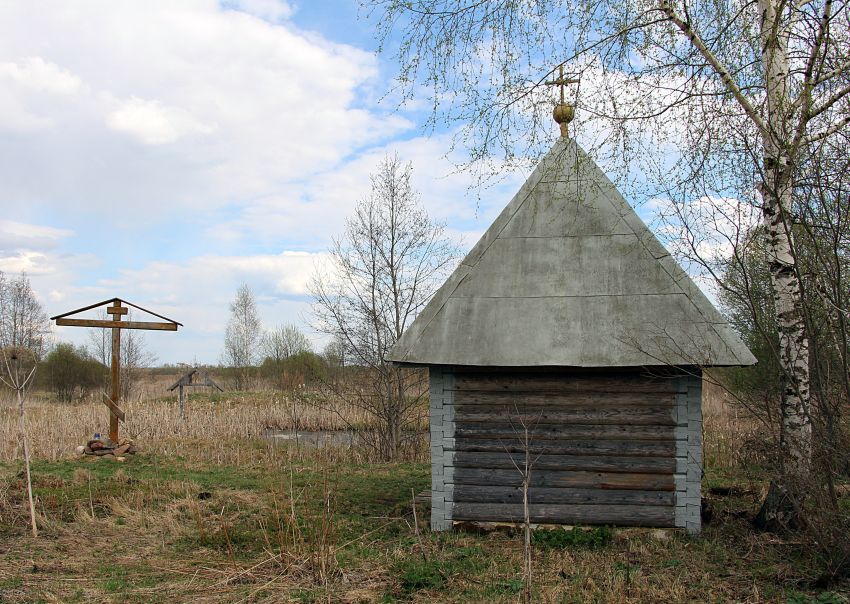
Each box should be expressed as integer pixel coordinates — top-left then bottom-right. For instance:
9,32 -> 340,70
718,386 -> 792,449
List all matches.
387,137 -> 756,368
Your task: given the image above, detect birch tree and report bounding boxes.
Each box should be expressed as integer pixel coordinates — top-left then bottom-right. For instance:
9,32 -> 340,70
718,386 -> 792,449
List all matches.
223,283 -> 261,391
0,272 -> 51,360
367,0 -> 849,514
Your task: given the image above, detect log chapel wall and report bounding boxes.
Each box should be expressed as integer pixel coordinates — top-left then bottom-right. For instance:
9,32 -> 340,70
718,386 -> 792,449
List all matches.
429,367 -> 702,533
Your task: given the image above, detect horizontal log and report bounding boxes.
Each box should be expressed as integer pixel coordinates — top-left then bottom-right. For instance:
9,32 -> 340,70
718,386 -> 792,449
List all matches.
454,423 -> 676,442
454,374 -> 675,394
452,452 -> 676,474
453,407 -> 676,426
452,485 -> 674,506
454,391 -> 674,407
451,503 -> 675,526
55,318 -> 178,331
452,439 -> 675,457
451,468 -> 674,491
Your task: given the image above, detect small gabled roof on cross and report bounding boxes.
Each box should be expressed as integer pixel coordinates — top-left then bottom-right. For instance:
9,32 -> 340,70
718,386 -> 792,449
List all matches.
51,297 -> 182,331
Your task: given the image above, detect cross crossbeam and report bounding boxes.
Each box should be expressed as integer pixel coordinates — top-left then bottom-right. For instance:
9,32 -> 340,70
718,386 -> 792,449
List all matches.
55,318 -> 178,330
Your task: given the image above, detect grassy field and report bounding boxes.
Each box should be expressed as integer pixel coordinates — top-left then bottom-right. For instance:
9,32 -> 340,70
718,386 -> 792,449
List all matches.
0,386 -> 848,603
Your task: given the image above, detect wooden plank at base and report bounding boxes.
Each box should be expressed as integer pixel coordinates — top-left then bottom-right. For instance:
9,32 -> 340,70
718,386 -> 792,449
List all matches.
56,318 -> 178,331
102,395 -> 126,422
452,485 -> 675,506
451,468 -> 675,491
452,502 -> 675,526
452,452 -> 676,474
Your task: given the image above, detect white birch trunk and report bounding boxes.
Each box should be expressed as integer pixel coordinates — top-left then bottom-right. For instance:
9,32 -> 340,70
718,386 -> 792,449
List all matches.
759,0 -> 812,472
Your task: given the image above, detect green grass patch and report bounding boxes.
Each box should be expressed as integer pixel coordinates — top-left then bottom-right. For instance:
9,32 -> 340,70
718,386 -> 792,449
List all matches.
96,563 -> 160,593
0,576 -> 23,590
532,525 -> 613,549
393,542 -> 488,595
787,592 -> 848,604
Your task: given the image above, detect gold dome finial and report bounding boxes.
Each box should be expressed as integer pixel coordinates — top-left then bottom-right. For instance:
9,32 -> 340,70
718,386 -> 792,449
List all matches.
545,63 -> 579,137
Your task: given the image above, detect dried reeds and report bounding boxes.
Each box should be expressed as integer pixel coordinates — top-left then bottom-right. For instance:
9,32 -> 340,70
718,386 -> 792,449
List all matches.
0,391 -> 392,463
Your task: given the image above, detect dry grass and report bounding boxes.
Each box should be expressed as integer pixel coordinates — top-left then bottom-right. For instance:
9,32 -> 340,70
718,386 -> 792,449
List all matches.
0,389 -> 391,463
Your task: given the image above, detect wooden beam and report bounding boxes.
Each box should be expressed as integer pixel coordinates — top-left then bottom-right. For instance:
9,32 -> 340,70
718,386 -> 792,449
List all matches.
453,485 -> 674,506
101,394 -> 125,422
106,305 -> 128,316
452,503 -> 675,526
452,468 -> 674,491
110,325 -> 121,443
55,318 -> 178,331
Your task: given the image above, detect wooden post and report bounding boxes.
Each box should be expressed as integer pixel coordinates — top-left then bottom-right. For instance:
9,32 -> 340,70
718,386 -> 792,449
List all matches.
107,303 -> 127,443
179,384 -> 185,420
110,323 -> 121,442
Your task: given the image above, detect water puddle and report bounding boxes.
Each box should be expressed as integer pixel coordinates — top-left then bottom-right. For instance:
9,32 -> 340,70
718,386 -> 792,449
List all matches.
263,429 -> 357,448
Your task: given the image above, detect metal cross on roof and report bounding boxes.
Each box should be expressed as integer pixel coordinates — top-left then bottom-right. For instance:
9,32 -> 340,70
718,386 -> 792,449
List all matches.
544,63 -> 580,137
544,63 -> 579,104
51,298 -> 182,443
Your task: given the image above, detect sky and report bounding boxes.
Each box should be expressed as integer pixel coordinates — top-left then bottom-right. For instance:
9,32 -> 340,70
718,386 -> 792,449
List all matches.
0,0 -> 717,367
0,0 -> 534,364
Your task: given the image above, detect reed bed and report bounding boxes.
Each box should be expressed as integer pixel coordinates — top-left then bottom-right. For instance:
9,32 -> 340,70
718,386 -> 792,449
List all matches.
0,392 -> 388,462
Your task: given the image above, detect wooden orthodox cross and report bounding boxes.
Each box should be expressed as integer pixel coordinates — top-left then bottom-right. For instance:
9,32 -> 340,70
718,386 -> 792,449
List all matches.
51,298 -> 181,443
168,368 -> 223,420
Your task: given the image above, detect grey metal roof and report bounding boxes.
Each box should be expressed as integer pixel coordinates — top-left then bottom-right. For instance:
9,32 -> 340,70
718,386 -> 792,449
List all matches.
387,137 -> 756,368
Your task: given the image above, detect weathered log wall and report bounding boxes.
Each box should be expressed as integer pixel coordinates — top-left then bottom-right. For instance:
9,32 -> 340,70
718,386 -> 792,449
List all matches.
429,368 -> 702,533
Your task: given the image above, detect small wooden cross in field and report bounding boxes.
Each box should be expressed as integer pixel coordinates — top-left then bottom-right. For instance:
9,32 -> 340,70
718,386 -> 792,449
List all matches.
51,298 -> 182,443
168,367 -> 223,420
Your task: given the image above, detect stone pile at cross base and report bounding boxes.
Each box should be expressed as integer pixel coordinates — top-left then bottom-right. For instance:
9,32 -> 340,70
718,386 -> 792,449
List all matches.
75,437 -> 138,461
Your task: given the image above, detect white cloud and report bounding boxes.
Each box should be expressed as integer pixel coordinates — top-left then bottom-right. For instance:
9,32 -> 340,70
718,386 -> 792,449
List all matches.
0,1 -> 408,216
107,97 -> 215,145
0,220 -> 73,251
0,56 -> 82,95
223,0 -> 294,21
0,251 -> 53,275
0,57 -> 84,131
0,220 -> 77,276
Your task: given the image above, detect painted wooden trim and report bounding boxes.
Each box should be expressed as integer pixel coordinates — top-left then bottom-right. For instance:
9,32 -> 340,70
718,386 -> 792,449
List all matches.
673,374 -> 703,534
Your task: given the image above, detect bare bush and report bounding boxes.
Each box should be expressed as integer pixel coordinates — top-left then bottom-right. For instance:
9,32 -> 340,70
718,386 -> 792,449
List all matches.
311,154 -> 459,460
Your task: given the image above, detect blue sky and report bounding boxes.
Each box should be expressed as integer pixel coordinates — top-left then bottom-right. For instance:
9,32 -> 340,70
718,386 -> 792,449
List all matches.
0,0 -> 534,363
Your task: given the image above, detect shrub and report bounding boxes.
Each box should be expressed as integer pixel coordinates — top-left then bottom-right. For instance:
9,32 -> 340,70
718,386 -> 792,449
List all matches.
39,343 -> 107,402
